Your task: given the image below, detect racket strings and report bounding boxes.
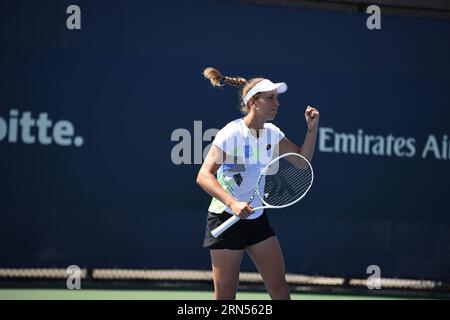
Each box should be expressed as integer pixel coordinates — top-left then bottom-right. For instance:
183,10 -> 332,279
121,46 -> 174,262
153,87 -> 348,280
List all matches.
264,170 -> 311,205
267,175 -> 311,206
261,157 -> 313,206
265,176 -> 309,206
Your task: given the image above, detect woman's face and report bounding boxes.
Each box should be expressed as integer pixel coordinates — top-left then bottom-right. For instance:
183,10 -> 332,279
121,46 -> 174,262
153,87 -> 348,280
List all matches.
252,89 -> 280,121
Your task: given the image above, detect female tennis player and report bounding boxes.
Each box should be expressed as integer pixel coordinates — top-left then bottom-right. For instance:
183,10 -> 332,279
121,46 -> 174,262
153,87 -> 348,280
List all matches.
196,67 -> 319,300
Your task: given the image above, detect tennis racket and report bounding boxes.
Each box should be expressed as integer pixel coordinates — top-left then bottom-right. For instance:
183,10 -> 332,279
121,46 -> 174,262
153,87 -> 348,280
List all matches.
210,152 -> 314,238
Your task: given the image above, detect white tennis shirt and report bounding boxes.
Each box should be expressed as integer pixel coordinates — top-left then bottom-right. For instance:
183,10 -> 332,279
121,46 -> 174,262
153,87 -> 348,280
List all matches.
208,118 -> 285,219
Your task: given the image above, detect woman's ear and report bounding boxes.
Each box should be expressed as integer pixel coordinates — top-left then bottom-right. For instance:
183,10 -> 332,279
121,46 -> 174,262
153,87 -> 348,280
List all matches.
248,97 -> 255,108
249,97 -> 260,110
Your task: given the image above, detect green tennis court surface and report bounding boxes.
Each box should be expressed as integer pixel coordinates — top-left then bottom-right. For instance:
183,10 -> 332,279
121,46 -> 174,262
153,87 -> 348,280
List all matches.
0,289 -> 410,300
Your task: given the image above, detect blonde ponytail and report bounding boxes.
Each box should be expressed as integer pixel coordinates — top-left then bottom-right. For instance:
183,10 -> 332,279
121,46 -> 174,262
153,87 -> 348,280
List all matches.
203,67 -> 247,87
202,67 -> 265,114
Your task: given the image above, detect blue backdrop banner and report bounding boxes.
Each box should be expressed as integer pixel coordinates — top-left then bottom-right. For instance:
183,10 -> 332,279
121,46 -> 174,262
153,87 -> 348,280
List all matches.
1,0 -> 450,280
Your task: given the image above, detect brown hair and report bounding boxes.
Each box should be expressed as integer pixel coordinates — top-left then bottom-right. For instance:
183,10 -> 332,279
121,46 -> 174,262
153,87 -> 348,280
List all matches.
203,67 -> 264,114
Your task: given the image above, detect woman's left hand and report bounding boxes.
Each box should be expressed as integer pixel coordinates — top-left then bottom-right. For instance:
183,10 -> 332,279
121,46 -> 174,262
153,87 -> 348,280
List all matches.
305,106 -> 320,131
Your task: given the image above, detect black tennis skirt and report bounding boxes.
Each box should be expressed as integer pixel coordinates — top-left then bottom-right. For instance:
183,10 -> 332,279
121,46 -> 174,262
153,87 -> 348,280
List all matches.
203,211 -> 276,250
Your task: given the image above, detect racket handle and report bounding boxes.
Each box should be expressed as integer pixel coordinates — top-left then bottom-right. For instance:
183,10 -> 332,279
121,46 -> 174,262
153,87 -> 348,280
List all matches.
211,215 -> 240,238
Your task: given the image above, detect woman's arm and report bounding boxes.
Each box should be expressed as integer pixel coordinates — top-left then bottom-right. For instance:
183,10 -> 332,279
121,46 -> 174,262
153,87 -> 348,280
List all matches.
279,106 -> 320,162
196,145 -> 253,218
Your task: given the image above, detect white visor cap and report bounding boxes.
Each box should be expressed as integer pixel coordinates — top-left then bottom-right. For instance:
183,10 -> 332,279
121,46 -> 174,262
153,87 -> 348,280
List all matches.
243,79 -> 287,105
